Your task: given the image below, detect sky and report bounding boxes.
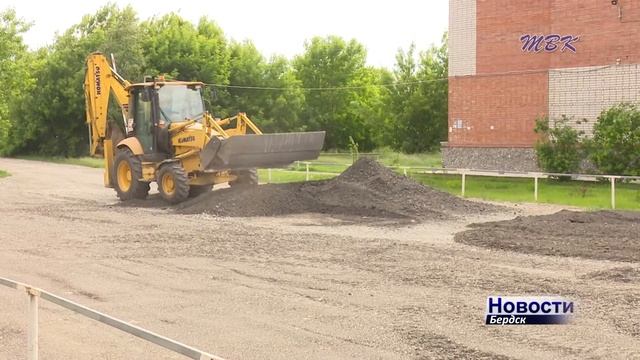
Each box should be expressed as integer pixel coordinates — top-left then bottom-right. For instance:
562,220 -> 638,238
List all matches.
5,0 -> 448,69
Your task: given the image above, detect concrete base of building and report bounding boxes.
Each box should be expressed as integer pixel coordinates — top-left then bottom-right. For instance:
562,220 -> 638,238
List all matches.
442,145 -> 539,172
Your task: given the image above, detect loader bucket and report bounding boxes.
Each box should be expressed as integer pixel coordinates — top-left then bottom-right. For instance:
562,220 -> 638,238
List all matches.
201,131 -> 326,171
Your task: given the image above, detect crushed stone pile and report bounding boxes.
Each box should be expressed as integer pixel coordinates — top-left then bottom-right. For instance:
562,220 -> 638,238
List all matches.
176,158 -> 499,221
456,210 -> 640,262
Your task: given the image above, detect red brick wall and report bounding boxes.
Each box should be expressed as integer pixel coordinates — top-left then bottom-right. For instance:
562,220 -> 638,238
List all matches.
476,0 -> 640,74
448,0 -> 640,148
476,0 -> 552,74
448,72 -> 548,147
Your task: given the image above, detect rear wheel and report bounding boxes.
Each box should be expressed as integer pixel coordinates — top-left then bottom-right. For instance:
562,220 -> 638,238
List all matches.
230,169 -> 259,187
188,184 -> 213,198
113,149 -> 150,200
157,162 -> 190,204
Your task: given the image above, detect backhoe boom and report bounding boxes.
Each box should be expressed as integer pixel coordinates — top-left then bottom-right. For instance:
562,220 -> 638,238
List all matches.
84,52 -> 131,185
84,52 -> 131,154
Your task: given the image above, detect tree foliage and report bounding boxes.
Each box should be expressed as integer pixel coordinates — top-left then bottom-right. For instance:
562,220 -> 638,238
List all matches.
141,14 -> 229,84
6,5 -> 144,155
534,105 -> 640,176
590,103 -> 640,175
0,9 -> 31,154
222,41 -> 305,133
140,14 -> 230,115
0,6 -> 450,156
258,55 -> 306,133
294,36 -> 371,149
386,35 -> 448,153
534,116 -> 584,174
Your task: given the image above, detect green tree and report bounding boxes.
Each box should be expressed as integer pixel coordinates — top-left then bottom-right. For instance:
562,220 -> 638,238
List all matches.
387,35 -> 448,153
0,8 -> 31,154
343,66 -> 391,150
222,40 -> 267,117
6,4 -> 145,156
385,44 -> 418,150
217,41 -> 305,132
258,55 -> 305,132
141,14 -> 230,114
294,36 -> 378,149
590,103 -> 640,175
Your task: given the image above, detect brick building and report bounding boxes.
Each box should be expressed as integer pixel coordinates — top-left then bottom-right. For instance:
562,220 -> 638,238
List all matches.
444,0 -> 640,171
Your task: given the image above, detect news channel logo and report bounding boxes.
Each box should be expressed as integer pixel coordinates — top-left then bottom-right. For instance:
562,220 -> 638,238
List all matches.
485,296 -> 574,325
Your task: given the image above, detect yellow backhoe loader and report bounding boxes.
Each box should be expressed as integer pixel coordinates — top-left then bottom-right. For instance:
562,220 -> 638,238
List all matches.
84,52 -> 325,203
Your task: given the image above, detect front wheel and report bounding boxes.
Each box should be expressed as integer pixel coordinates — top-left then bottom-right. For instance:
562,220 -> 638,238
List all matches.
112,149 -> 150,200
157,163 -> 190,204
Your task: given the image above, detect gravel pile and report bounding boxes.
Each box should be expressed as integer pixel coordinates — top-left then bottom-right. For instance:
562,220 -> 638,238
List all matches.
177,158 -> 499,221
456,210 -> 640,261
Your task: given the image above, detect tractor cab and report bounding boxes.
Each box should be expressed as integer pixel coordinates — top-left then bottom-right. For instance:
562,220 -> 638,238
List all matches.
126,81 -> 206,156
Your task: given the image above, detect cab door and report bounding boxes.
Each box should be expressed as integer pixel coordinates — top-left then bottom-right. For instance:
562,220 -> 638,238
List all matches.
130,87 -> 155,154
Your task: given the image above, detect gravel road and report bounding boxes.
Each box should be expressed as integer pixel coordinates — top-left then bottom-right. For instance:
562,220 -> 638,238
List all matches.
0,158 -> 639,359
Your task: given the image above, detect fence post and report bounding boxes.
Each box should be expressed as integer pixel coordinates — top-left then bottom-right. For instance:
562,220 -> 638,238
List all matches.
461,172 -> 466,197
0,277 -> 227,360
305,163 -> 310,181
534,176 -> 539,202
610,176 -> 616,209
267,168 -> 272,184
27,287 -> 39,360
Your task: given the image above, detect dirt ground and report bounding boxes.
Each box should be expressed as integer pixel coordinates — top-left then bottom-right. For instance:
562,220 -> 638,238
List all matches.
0,158 -> 639,359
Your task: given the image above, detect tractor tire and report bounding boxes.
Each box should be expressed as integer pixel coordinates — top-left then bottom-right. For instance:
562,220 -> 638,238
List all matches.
230,168 -> 259,187
157,162 -> 190,204
188,184 -> 213,198
112,149 -> 150,200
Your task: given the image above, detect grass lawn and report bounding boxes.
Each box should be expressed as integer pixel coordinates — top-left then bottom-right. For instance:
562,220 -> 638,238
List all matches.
411,172 -> 640,211
0,169 -> 9,178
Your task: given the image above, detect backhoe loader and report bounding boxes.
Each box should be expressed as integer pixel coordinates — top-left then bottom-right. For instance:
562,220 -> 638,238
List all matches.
84,52 -> 325,203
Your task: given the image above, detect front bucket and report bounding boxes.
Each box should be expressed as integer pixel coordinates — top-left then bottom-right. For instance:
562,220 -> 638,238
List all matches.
201,131 -> 325,170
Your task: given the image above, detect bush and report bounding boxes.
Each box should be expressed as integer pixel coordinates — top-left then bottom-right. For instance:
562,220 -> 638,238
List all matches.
534,116 -> 584,175
590,103 -> 640,176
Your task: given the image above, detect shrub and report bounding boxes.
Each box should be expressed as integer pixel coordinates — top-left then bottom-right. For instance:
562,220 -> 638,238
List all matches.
590,103 -> 640,176
534,116 -> 584,175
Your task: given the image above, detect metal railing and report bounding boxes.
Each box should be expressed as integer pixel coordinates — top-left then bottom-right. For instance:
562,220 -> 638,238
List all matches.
410,167 -> 640,209
0,277 -> 225,360
266,162 -> 640,210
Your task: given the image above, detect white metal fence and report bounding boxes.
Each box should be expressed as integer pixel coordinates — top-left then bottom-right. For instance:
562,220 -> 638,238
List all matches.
0,277 -> 225,360
265,161 -> 640,210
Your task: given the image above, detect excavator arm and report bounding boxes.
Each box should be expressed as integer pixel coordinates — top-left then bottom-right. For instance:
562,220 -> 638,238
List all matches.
84,52 -> 131,186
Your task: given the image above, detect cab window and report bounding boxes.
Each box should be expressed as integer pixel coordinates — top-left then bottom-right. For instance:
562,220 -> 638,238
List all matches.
157,85 -> 205,124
